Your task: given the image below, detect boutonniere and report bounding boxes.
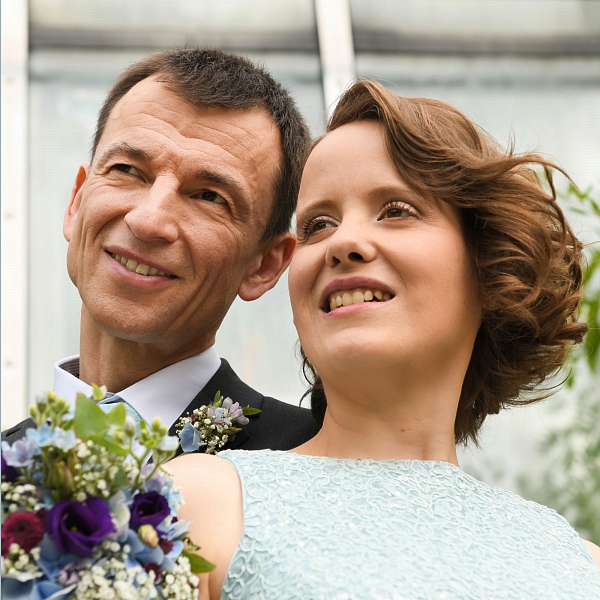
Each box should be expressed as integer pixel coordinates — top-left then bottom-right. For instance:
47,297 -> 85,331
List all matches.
175,391 -> 260,454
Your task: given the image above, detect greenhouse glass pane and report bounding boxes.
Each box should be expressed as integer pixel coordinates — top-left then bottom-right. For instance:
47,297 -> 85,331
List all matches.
350,0 -> 600,38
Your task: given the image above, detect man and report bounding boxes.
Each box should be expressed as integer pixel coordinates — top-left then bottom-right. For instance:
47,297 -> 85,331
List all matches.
2,48 -> 319,452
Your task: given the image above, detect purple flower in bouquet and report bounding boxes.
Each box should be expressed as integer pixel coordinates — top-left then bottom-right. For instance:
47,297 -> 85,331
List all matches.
1,511 -> 45,555
1,438 -> 38,468
46,498 -> 114,557
130,491 -> 170,531
1,454 -> 19,482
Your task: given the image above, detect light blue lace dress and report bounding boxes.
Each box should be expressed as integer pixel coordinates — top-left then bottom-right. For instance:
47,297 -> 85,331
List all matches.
217,449 -> 600,600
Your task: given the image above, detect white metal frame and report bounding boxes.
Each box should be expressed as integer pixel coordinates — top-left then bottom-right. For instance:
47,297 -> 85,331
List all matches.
1,0 -> 29,426
314,0 -> 356,120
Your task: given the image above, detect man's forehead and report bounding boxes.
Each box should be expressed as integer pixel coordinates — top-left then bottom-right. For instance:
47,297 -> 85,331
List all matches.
97,78 -> 281,172
106,76 -> 276,138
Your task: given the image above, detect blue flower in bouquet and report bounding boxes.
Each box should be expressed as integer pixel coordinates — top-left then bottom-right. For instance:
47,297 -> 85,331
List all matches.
130,491 -> 170,531
1,438 -> 38,467
46,497 -> 114,557
40,427 -> 77,451
179,422 -> 202,453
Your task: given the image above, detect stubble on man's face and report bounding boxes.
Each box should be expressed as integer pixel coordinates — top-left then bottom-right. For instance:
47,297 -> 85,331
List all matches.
64,77 -> 282,358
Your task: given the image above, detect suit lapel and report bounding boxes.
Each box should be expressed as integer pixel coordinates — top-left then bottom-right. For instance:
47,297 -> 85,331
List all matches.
169,359 -> 263,456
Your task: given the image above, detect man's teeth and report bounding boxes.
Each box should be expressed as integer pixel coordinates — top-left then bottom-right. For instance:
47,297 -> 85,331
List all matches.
328,288 -> 392,311
110,253 -> 168,277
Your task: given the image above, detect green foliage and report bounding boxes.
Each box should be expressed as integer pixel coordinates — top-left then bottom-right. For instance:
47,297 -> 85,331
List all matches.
563,182 -> 600,376
182,548 -> 216,574
518,184 -> 600,544
74,394 -> 127,456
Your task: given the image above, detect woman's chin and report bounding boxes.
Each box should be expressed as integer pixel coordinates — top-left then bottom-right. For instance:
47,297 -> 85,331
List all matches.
309,341 -> 409,378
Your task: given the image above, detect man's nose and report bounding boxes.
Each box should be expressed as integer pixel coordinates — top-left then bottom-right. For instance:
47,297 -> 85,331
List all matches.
124,180 -> 179,243
325,218 -> 377,267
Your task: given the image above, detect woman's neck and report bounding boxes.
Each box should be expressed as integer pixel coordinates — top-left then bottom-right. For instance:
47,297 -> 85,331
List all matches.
294,367 -> 462,465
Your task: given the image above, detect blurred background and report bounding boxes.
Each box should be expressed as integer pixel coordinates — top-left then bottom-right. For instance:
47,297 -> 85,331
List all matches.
2,0 -> 599,540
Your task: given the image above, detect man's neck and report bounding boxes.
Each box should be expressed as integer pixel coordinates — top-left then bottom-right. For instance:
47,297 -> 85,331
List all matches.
78,313 -> 214,391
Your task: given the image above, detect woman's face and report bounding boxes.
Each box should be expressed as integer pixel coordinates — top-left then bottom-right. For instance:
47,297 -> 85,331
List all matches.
289,120 -> 482,380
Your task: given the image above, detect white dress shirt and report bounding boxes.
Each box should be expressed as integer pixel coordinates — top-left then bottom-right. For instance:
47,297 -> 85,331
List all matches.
54,347 -> 221,430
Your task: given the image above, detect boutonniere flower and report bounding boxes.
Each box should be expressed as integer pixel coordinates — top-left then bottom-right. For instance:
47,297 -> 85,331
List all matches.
175,391 -> 260,455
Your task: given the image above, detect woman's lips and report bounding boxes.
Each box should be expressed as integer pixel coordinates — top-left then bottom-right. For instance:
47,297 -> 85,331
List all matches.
327,287 -> 393,312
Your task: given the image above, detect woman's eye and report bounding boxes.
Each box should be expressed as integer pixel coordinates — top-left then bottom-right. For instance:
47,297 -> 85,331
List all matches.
312,221 -> 331,233
200,190 -> 227,205
380,202 -> 415,220
300,217 -> 336,240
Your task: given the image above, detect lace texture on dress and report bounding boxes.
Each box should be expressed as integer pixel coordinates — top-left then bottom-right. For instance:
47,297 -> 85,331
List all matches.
218,449 -> 600,600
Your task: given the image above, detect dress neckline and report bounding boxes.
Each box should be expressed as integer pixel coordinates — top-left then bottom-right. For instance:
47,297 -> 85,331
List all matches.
225,448 -> 463,472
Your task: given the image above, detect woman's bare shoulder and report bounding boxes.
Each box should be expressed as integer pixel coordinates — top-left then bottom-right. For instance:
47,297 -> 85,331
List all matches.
168,452 -> 241,512
168,453 -> 244,600
582,539 -> 600,569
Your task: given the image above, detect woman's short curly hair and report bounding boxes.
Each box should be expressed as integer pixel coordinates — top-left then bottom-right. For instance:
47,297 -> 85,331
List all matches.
302,79 -> 588,446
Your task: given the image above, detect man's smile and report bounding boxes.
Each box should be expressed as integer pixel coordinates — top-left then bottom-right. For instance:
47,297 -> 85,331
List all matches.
107,251 -> 176,278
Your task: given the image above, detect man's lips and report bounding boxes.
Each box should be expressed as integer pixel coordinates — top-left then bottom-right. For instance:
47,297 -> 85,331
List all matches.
107,251 -> 176,278
320,278 -> 394,313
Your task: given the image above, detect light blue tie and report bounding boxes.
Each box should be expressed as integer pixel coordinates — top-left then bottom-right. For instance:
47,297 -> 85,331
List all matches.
97,393 -> 145,430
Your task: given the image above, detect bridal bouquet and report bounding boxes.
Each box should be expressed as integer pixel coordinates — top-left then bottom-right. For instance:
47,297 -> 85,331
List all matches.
1,387 -> 213,599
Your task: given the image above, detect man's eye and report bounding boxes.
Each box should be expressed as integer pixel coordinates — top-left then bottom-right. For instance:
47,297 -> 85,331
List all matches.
200,190 -> 227,205
113,164 -> 140,176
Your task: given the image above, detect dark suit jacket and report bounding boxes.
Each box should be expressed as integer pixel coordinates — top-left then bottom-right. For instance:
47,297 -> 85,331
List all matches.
2,359 -> 320,455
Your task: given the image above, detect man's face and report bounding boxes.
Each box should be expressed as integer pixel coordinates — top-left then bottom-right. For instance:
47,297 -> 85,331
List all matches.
64,77 -> 286,356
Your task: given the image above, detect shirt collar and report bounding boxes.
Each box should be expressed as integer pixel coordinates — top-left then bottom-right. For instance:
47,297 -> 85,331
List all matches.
53,347 -> 221,430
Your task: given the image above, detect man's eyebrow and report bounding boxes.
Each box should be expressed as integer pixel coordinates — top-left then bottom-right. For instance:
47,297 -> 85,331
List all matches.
193,169 -> 245,194
96,142 -> 152,166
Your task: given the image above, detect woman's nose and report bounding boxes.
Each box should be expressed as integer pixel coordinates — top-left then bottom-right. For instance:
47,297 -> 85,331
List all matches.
325,220 -> 376,267
124,180 -> 179,243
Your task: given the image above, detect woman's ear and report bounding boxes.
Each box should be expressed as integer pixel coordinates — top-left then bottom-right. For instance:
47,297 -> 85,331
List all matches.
238,233 -> 296,301
63,163 -> 89,241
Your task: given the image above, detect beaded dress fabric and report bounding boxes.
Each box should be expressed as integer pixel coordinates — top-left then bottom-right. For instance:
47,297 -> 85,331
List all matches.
218,449 -> 600,600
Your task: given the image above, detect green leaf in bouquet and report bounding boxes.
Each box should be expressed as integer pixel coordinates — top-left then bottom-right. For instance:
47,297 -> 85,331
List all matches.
213,390 -> 222,407
89,432 -> 128,456
91,383 -> 108,401
104,402 -> 126,428
112,467 -> 129,489
74,395 -> 110,440
242,406 -> 261,416
181,549 -> 215,573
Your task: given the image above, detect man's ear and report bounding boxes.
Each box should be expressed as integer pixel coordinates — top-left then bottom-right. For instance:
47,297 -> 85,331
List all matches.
238,233 -> 296,302
63,163 -> 89,241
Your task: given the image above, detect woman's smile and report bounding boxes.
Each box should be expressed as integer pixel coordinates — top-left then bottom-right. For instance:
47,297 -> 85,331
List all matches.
320,277 -> 394,313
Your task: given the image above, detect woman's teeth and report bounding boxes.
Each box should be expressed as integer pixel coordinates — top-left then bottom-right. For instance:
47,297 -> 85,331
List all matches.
328,289 -> 392,312
110,253 -> 171,277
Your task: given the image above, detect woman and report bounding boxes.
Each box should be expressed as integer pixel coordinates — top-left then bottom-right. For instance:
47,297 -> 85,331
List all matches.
171,81 -> 600,599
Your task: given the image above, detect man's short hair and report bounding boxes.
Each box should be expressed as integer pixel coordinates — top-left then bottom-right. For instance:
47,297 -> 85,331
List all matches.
92,47 -> 311,239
